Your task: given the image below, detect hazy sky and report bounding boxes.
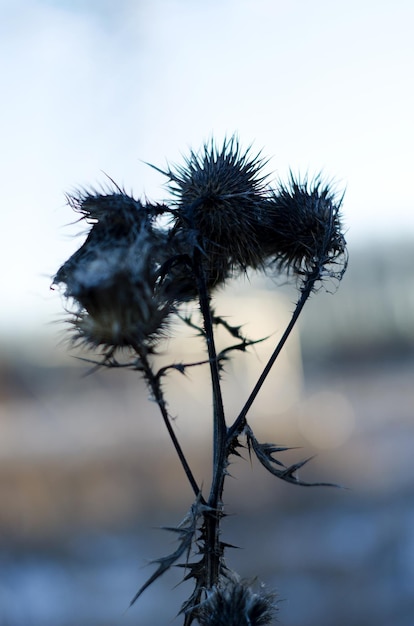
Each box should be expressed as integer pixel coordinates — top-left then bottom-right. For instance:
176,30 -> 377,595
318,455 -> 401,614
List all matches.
1,0 -> 413,335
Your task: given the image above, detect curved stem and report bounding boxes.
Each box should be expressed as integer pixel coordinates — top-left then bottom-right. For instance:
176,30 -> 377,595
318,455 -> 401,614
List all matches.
137,349 -> 204,502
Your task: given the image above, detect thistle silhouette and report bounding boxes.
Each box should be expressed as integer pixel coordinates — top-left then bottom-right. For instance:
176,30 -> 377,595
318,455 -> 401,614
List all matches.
53,136 -> 347,624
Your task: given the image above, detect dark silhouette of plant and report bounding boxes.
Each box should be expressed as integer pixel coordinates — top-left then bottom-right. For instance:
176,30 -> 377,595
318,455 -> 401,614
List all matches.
53,136 -> 347,625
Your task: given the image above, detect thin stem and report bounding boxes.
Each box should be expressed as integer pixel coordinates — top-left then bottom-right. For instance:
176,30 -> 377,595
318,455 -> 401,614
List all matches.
193,250 -> 228,588
137,348 -> 204,502
228,273 -> 318,440
193,252 -> 227,498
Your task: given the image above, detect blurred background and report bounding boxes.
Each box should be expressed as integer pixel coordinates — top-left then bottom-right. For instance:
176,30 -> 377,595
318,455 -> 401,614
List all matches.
1,1 -> 414,624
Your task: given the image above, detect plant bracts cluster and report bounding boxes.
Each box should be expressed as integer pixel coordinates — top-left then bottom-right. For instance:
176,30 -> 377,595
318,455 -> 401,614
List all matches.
53,137 -> 347,625
54,138 -> 346,356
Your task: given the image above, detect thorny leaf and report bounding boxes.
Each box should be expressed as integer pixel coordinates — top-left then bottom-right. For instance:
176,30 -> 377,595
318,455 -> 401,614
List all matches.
176,515 -> 234,625
179,313 -> 206,337
245,425 -> 341,488
129,530 -> 193,607
217,334 -> 269,361
212,312 -> 270,352
129,498 -> 208,607
155,359 -> 211,381
212,314 -> 244,339
247,441 -> 292,468
73,350 -> 145,375
227,435 -> 246,459
174,312 -> 269,379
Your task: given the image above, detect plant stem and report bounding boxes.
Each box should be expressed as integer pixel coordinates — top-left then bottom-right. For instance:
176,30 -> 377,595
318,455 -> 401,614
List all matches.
228,272 -> 318,440
137,349 -> 203,501
194,251 -> 228,587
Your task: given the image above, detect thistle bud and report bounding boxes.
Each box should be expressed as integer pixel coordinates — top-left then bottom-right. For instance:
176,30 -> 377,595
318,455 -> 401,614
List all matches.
53,190 -> 174,352
160,137 -> 272,284
262,173 -> 347,282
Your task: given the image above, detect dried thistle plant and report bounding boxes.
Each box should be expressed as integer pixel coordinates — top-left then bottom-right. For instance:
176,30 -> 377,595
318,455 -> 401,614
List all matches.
151,137 -> 272,295
263,173 -> 347,279
53,136 -> 347,625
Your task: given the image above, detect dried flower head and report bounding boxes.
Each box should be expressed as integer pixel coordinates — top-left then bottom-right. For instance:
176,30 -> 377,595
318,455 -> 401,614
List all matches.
66,187 -> 154,224
67,244 -> 172,351
197,578 -> 277,626
54,189 -> 153,285
159,137 -> 271,283
53,189 -> 174,352
262,173 -> 347,282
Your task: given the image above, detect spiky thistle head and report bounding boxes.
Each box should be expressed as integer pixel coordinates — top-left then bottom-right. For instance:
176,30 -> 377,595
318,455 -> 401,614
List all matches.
262,173 -> 347,284
159,137 -> 272,283
53,189 -> 174,354
54,188 -> 156,285
197,578 -> 277,626
65,186 -> 153,224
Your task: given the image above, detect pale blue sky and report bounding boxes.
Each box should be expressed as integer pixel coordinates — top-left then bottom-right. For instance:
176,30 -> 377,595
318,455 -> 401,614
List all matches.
1,0 -> 413,336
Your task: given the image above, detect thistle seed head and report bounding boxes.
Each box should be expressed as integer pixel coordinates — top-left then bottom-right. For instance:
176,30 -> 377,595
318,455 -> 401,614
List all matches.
54,190 -> 174,352
67,187 -> 154,229
162,137 -> 272,281
55,189 -> 155,285
68,246 -> 172,350
263,173 -> 347,282
197,578 -> 277,626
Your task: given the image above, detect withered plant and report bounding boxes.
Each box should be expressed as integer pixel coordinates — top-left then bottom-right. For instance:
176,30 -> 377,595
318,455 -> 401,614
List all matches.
53,137 -> 348,625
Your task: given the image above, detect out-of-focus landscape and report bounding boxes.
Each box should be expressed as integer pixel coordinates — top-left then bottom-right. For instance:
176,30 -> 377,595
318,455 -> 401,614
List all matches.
1,240 -> 414,626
